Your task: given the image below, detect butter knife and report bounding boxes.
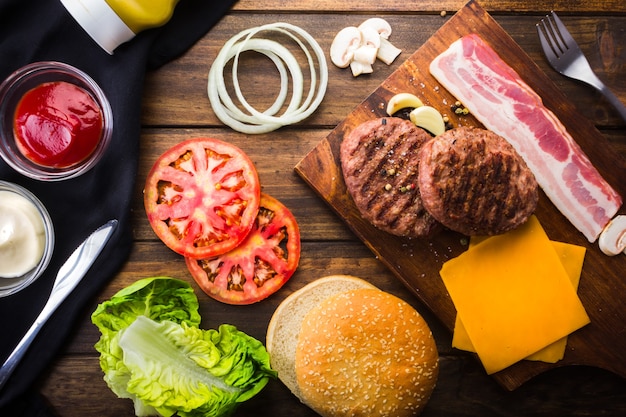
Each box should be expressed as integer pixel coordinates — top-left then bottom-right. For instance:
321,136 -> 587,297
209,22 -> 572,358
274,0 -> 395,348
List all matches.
0,219 -> 118,391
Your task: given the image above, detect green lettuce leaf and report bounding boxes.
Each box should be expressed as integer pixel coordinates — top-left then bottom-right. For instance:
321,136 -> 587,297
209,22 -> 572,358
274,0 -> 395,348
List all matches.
92,276 -> 201,334
91,277 -> 276,417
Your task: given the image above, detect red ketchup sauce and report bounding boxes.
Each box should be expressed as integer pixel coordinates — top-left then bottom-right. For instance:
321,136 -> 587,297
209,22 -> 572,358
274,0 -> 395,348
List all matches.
13,81 -> 103,168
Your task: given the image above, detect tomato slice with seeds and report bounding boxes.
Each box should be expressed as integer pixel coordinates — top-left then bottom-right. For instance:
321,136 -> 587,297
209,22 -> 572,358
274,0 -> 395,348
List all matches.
144,138 -> 260,259
185,193 -> 301,305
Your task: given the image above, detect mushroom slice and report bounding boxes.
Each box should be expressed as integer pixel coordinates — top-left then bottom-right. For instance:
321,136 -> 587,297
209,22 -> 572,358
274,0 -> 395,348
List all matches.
598,215 -> 626,256
359,26 -> 381,50
352,27 -> 380,66
353,45 -> 378,65
376,38 -> 402,65
348,27 -> 380,76
349,60 -> 373,77
358,17 -> 402,65
329,26 -> 362,68
358,17 -> 393,39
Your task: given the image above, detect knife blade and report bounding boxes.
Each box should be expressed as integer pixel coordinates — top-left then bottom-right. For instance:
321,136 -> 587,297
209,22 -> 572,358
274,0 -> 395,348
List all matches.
0,219 -> 118,391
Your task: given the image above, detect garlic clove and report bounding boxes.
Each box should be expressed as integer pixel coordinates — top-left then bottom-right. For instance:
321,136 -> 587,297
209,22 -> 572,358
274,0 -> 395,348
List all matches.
598,215 -> 626,256
386,93 -> 424,116
409,105 -> 446,136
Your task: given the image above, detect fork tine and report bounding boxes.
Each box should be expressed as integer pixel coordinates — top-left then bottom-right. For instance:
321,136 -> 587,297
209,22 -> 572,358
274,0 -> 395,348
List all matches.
536,22 -> 554,59
537,15 -> 560,59
544,13 -> 566,55
550,12 -> 577,52
537,11 -> 626,121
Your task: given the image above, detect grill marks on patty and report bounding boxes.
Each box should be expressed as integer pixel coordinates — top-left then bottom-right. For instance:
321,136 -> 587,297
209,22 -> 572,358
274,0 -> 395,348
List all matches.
341,120 -> 538,238
341,118 -> 441,238
418,126 -> 538,236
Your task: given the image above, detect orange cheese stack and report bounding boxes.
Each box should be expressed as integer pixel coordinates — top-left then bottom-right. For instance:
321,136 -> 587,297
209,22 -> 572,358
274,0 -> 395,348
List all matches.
439,215 -> 590,374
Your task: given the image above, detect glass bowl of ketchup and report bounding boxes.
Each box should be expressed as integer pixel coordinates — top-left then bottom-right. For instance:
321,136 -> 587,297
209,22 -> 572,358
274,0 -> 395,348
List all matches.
0,61 -> 113,181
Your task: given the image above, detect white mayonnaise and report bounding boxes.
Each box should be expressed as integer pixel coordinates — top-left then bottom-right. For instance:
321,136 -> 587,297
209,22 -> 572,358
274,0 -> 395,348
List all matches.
0,190 -> 46,278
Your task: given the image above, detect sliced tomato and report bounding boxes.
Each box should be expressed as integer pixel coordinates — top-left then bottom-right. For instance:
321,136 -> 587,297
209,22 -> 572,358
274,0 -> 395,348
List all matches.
186,193 -> 301,305
144,138 -> 260,259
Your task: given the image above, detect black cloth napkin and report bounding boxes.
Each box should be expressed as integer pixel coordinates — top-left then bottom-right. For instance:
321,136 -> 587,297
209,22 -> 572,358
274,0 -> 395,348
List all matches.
0,0 -> 236,414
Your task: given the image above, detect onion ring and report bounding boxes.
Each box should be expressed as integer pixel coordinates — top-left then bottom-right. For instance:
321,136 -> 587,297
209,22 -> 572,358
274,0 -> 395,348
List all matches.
208,22 -> 328,134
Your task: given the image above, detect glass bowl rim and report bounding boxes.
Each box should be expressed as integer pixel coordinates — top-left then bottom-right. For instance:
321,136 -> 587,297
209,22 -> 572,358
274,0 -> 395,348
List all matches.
0,61 -> 113,181
0,180 -> 55,297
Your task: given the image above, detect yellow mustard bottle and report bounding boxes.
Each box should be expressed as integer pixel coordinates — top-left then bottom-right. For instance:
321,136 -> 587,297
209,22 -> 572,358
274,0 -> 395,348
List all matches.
103,0 -> 180,34
59,0 -> 181,54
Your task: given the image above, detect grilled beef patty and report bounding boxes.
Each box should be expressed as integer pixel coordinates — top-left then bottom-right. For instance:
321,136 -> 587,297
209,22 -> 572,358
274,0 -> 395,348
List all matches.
418,126 -> 538,236
340,117 -> 441,238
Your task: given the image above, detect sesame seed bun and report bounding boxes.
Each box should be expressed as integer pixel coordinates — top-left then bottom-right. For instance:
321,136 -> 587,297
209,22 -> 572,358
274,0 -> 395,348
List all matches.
266,275 -> 377,400
266,275 -> 438,416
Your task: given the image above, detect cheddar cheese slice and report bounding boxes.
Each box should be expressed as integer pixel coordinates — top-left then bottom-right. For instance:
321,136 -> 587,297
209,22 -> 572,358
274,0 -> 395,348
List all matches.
452,240 -> 586,363
440,215 -> 590,374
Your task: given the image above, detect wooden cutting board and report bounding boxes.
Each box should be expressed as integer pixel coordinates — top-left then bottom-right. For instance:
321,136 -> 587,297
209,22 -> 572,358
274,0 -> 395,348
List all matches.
294,0 -> 626,390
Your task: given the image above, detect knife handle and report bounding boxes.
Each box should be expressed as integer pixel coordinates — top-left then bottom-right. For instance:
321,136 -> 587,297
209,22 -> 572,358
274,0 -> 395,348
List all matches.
0,303 -> 54,391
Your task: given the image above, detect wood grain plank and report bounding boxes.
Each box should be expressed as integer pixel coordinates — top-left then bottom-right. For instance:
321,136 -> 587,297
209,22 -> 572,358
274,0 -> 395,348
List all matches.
231,0 -> 626,13
60,240 -> 453,355
131,126 -> 625,241
131,128 -> 356,241
142,14 -> 626,127
39,354 -> 626,417
295,0 -> 626,390
17,1 -> 626,416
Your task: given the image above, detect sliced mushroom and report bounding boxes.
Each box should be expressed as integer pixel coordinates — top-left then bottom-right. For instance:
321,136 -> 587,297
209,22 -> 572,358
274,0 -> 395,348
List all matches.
359,26 -> 381,49
353,44 -> 378,65
358,17 -> 393,39
350,26 -> 380,74
329,26 -> 362,68
376,38 -> 402,65
350,60 -> 373,77
358,17 -> 402,65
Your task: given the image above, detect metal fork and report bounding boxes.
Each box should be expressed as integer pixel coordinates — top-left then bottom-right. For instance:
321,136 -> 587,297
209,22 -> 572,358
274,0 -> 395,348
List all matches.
537,11 -> 626,122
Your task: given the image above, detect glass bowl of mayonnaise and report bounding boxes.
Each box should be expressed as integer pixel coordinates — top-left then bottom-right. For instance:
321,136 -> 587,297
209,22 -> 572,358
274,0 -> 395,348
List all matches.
0,181 -> 54,297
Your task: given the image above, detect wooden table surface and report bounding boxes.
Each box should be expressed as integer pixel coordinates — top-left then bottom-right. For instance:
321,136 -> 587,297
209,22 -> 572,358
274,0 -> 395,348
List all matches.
37,1 -> 626,415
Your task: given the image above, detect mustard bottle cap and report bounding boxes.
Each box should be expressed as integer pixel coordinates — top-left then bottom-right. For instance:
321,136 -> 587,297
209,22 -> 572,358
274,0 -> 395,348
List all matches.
59,0 -> 136,54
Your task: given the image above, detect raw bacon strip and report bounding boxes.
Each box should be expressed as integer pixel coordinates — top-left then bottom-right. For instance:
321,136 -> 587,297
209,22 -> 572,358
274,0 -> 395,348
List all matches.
430,34 -> 622,242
